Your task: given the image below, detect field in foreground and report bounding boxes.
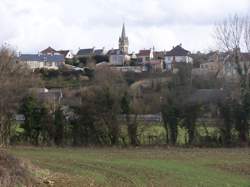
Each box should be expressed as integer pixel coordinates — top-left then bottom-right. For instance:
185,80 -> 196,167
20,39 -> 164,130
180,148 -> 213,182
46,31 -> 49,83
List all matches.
9,147 -> 250,187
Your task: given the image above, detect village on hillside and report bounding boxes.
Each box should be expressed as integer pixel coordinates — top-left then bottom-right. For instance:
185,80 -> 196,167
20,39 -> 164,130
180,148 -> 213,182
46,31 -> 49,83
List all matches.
15,23 -> 249,122
1,0 -> 250,185
18,23 -> 245,79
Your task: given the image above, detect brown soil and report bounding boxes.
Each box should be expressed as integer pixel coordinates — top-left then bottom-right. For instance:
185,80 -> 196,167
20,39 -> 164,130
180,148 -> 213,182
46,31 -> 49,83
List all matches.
0,150 -> 38,187
212,163 -> 250,176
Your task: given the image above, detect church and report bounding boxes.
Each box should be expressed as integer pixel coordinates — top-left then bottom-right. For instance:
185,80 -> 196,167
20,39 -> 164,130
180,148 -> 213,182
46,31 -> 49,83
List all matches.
108,24 -> 131,66
119,23 -> 129,54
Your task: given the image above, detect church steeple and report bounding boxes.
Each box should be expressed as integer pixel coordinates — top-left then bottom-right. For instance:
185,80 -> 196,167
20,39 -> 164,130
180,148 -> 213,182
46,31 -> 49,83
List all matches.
121,23 -> 126,39
119,23 -> 129,54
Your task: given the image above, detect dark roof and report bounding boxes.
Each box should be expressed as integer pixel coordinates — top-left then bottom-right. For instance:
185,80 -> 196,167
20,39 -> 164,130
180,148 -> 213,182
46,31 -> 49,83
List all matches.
94,49 -> 105,56
19,54 -> 64,62
138,50 -> 151,56
40,47 -> 57,54
107,49 -> 123,55
165,45 -> 190,56
57,50 -> 70,57
76,48 -> 94,56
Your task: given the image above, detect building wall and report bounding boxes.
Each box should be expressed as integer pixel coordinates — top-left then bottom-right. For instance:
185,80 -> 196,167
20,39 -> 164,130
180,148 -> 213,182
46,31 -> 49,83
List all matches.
109,54 -> 125,65
21,60 -> 62,70
165,55 -> 193,70
200,62 -> 219,71
66,52 -> 74,59
109,54 -> 131,66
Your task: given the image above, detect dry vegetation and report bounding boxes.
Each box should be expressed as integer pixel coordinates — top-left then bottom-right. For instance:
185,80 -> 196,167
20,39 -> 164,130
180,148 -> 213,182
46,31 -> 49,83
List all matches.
0,150 -> 37,187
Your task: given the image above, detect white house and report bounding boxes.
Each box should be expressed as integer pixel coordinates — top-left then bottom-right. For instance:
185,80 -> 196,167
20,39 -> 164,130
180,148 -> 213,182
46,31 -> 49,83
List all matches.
41,47 -> 74,59
108,49 -> 130,66
57,50 -> 74,59
19,54 -> 65,70
164,44 -> 193,70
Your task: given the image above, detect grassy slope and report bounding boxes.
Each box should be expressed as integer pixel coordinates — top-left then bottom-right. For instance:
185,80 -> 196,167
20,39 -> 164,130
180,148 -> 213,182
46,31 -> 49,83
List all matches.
9,147 -> 250,187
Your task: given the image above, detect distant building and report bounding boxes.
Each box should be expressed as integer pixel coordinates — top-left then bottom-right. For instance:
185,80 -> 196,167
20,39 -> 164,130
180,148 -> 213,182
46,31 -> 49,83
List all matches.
76,48 -> 95,58
137,49 -> 154,64
108,24 -> 130,66
57,50 -> 74,59
108,49 -> 130,66
41,47 -> 74,59
164,44 -> 193,70
218,51 -> 250,81
119,23 -> 129,54
144,59 -> 164,72
94,48 -> 107,56
154,51 -> 166,60
14,114 -> 25,124
40,46 -> 57,55
18,54 -> 65,70
200,61 -> 220,72
30,88 -> 63,105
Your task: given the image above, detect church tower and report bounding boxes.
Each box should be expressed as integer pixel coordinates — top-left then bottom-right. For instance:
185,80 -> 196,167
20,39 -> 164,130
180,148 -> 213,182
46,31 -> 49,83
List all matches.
119,23 -> 129,54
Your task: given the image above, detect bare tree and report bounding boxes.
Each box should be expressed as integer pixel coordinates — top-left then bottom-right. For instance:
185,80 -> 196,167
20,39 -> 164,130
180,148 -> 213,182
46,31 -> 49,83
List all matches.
244,16 -> 250,52
0,46 -> 36,146
214,14 -> 250,144
215,14 -> 244,52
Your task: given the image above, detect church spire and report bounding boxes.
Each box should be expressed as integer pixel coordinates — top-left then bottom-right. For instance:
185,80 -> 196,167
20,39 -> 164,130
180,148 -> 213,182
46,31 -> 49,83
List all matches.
121,23 -> 126,39
119,23 -> 129,54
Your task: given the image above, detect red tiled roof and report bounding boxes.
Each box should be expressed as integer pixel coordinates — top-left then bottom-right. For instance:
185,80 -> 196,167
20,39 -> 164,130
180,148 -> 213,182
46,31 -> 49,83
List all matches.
41,46 -> 57,54
138,50 -> 151,56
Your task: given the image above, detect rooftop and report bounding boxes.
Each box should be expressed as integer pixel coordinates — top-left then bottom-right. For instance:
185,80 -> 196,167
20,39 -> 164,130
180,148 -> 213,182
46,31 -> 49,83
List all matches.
76,48 -> 95,56
19,54 -> 65,62
40,46 -> 57,54
165,45 -> 190,56
137,50 -> 151,56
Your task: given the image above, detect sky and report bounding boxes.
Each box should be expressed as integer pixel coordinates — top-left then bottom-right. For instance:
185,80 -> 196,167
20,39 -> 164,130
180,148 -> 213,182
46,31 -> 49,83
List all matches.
1,0 -> 250,53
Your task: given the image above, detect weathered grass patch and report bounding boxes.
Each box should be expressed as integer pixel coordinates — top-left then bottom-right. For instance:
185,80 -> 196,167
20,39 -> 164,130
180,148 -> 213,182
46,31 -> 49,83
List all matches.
9,147 -> 250,187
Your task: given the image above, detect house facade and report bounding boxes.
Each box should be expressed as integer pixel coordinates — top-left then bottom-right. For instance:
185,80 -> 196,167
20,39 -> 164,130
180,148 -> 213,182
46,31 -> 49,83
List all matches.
108,49 -> 130,66
57,50 -> 74,59
41,47 -> 74,59
144,59 -> 164,72
164,44 -> 193,70
137,49 -> 154,64
19,54 -> 65,70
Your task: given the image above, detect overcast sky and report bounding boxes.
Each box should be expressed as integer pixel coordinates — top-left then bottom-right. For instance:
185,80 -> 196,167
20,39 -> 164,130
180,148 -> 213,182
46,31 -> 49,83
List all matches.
1,0 -> 250,53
